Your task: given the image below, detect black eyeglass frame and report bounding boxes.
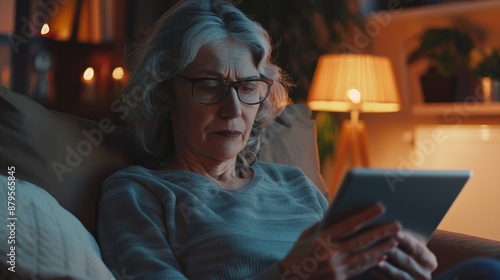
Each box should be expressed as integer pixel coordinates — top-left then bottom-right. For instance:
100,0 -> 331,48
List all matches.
176,74 -> 273,105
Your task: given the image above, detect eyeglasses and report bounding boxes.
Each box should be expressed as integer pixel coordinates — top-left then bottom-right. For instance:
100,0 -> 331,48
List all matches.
176,74 -> 273,105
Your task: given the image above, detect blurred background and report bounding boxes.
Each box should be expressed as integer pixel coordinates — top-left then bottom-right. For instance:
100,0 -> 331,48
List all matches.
0,0 -> 471,120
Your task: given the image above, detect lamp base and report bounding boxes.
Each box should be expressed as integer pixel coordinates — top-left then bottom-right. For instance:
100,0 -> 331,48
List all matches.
328,119 -> 369,201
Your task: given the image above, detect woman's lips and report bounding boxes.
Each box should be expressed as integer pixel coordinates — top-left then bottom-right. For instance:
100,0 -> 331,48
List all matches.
214,130 -> 242,138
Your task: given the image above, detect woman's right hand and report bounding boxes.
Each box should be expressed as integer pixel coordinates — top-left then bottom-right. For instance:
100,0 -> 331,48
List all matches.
278,203 -> 401,280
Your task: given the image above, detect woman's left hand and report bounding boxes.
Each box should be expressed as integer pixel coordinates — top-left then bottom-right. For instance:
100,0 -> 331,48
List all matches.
371,231 -> 438,280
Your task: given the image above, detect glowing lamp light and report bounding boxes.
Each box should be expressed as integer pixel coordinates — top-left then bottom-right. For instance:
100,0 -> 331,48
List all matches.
112,67 -> 125,80
83,67 -> 94,81
480,125 -> 491,141
347,88 -> 361,104
307,54 -> 401,201
307,54 -> 400,113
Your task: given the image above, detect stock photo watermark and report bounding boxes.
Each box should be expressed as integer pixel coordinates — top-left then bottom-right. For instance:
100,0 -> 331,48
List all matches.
5,166 -> 17,273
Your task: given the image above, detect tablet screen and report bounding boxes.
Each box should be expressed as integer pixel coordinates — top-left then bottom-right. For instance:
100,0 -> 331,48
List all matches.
321,168 -> 471,241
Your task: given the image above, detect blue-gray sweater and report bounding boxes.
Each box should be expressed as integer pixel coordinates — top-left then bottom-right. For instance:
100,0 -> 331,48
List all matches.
97,162 -> 329,280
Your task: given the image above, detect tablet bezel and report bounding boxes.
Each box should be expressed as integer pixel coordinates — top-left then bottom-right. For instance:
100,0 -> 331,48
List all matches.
321,168 -> 472,241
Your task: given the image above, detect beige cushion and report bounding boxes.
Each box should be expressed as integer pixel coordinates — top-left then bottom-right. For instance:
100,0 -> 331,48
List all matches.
0,87 -> 131,235
259,104 -> 327,195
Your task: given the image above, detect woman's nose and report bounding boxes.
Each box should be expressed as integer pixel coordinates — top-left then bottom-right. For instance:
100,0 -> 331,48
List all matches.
219,87 -> 242,118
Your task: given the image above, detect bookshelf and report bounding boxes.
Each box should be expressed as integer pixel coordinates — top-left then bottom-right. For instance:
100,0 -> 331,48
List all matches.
7,0 -> 126,120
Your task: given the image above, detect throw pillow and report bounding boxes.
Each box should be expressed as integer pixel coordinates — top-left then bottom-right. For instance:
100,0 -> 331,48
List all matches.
0,175 -> 114,279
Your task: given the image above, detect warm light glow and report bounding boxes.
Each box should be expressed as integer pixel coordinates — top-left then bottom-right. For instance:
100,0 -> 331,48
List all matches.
41,23 -> 50,35
48,0 -> 77,41
307,54 -> 401,113
482,77 -> 492,102
83,67 -> 94,81
480,125 -> 491,141
112,67 -> 125,80
1,67 -> 10,86
347,88 -> 361,104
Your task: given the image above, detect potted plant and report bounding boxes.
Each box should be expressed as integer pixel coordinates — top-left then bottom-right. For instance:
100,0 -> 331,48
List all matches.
407,28 -> 475,102
471,48 -> 500,101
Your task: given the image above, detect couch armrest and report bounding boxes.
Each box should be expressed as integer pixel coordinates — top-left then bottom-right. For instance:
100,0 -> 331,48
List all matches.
428,229 -> 500,275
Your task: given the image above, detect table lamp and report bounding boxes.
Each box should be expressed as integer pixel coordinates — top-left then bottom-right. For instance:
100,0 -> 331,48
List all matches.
307,54 -> 401,201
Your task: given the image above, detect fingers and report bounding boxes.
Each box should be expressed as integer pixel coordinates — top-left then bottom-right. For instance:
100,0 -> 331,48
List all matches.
339,222 -> 401,252
341,238 -> 398,276
384,248 -> 431,280
299,242 -> 391,279
323,203 -> 386,240
377,260 -> 414,280
280,222 -> 400,279
344,254 -> 388,276
396,231 -> 437,271
313,205 -> 403,277
282,204 -> 438,279
374,231 -> 437,280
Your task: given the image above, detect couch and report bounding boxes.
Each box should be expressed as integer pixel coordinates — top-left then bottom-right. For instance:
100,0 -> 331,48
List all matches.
1,86 -> 499,279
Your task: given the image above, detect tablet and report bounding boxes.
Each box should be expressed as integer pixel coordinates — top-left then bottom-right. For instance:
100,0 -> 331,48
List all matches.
321,168 -> 472,241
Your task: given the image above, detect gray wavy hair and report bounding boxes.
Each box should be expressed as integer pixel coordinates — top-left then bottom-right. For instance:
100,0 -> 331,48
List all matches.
118,0 -> 291,170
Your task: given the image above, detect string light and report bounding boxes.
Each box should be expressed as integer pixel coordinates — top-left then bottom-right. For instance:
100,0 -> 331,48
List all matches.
83,67 -> 94,81
41,23 -> 50,35
112,67 -> 124,80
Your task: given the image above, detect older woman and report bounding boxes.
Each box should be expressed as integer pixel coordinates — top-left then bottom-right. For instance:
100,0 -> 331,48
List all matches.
97,1 -> 469,279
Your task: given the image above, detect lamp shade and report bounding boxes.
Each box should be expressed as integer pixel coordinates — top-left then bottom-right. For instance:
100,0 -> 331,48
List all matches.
307,54 -> 401,113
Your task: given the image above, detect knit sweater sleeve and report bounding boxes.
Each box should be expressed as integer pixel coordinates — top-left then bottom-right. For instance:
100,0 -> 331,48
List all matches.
97,177 -> 188,280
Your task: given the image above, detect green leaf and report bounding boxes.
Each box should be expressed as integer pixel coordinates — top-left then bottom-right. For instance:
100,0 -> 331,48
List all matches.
315,112 -> 337,166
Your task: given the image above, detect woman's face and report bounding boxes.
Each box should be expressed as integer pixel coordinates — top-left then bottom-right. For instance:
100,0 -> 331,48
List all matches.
170,38 -> 261,165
